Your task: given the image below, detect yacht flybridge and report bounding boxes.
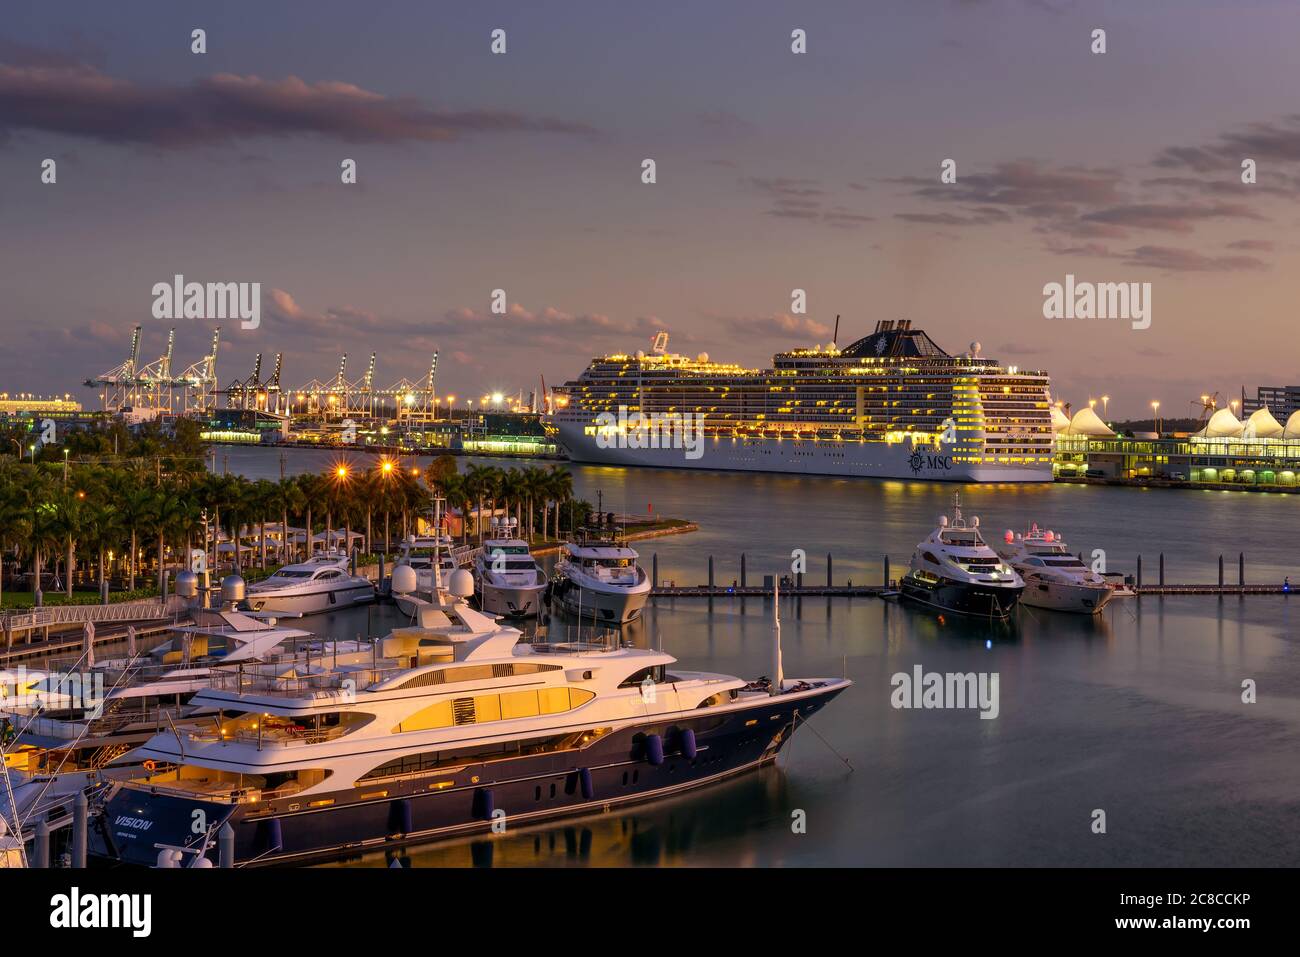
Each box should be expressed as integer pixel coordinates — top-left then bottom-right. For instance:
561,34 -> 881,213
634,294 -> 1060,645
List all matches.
550,536 -> 651,624
90,579 -> 849,866
244,553 -> 375,616
472,519 -> 547,618
995,524 -> 1113,614
900,494 -> 1025,619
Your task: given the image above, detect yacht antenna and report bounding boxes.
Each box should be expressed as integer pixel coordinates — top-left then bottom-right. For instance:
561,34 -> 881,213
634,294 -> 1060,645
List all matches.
832,314 -> 840,350
771,576 -> 784,696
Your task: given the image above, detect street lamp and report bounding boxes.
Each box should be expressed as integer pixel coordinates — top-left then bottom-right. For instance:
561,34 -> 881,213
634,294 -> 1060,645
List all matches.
1101,395 -> 1109,420
62,448 -> 69,486
1151,400 -> 1161,434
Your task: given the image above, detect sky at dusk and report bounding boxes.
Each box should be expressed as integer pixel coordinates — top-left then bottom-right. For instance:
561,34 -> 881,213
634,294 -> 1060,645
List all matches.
2,0 -> 1299,420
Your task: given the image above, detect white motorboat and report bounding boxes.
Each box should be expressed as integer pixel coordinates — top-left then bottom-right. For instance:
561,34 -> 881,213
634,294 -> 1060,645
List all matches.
995,524 -> 1113,614
391,535 -> 460,618
472,519 -> 547,618
550,537 -> 651,624
899,494 -> 1024,619
245,552 -> 375,616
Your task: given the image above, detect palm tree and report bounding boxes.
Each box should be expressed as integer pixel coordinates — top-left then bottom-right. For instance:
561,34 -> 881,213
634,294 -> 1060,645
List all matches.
252,479 -> 277,568
83,500 -> 125,596
149,490 -> 189,593
465,464 -> 494,542
0,478 -> 31,605
48,488 -> 85,597
274,477 -> 305,564
112,480 -> 154,591
547,467 -> 573,541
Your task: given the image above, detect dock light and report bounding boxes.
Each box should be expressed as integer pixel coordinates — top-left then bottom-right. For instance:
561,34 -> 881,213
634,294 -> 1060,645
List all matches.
405,393 -> 415,406
491,393 -> 503,406
381,460 -> 394,475
336,465 -> 349,479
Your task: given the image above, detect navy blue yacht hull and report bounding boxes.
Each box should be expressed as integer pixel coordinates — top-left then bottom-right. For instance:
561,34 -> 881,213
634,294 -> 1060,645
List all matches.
899,573 -> 1022,619
90,683 -> 846,867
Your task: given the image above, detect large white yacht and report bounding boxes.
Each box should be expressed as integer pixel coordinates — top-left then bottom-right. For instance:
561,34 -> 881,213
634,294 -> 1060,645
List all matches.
245,553 -> 375,616
472,519 -> 547,618
90,578 -> 849,867
899,495 -> 1025,619
994,524 -> 1113,614
550,537 -> 651,624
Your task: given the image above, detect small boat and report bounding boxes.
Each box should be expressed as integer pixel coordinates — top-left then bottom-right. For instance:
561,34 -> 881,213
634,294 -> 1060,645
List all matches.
244,552 -> 375,616
391,534 -> 459,618
900,494 -> 1024,619
995,524 -> 1113,614
472,519 -> 547,618
550,535 -> 651,624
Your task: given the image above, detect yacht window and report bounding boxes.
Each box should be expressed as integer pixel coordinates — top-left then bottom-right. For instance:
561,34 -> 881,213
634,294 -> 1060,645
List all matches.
392,687 -> 596,733
270,570 -> 313,579
358,727 -> 613,782
922,552 -> 940,565
618,665 -> 667,688
316,570 -> 340,580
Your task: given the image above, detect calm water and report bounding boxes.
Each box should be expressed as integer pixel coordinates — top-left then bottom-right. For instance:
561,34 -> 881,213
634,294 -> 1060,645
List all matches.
219,446 -> 1300,866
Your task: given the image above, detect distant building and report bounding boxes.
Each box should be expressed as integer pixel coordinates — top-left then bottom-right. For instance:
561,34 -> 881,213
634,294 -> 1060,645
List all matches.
0,395 -> 82,414
1242,385 -> 1300,419
201,408 -> 288,443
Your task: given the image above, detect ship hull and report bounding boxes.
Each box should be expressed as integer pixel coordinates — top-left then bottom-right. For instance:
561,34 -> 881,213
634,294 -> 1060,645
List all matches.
899,573 -> 1023,619
90,683 -> 846,867
548,577 -> 649,623
552,420 -> 1052,483
244,583 -> 375,616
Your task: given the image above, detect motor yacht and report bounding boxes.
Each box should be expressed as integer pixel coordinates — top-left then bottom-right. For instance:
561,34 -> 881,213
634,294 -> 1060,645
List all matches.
244,553 -> 375,616
995,524 -> 1113,614
90,576 -> 849,867
472,519 -> 547,618
549,536 -> 651,624
900,494 -> 1024,619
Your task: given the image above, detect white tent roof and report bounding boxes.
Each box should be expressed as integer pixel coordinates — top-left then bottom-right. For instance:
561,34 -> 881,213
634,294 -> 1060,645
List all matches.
1066,406 -> 1115,437
1286,410 -> 1300,440
1246,407 -> 1284,438
1050,406 -> 1071,432
1195,407 -> 1243,438
312,530 -> 365,544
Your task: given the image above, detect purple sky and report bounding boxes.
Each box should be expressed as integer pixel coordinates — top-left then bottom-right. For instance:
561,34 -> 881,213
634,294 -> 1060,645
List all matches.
2,1 -> 1298,419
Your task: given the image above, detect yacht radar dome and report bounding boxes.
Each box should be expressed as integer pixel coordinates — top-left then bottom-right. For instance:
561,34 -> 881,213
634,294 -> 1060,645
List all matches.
391,563 -> 417,595
175,569 -> 198,598
449,568 -> 474,598
939,515 -> 949,527
220,574 -> 246,604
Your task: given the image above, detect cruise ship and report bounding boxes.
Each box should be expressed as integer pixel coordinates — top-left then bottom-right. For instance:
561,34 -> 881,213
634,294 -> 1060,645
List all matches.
549,322 -> 1054,482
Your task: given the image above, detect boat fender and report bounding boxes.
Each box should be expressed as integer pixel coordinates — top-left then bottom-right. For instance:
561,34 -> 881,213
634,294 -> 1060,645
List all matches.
645,734 -> 664,766
680,728 -> 697,760
579,767 -> 594,800
389,798 -> 413,835
155,848 -> 181,868
473,787 -> 495,820
258,816 -> 283,853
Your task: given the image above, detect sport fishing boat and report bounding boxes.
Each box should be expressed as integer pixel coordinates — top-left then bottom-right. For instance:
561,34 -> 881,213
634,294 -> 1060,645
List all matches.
995,524 -> 1113,614
899,494 -> 1024,619
472,519 -> 547,618
549,536 -> 651,624
90,579 -> 849,867
244,553 -> 375,616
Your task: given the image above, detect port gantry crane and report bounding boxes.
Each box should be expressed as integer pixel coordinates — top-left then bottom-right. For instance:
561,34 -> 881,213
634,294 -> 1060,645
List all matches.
86,325 -> 220,416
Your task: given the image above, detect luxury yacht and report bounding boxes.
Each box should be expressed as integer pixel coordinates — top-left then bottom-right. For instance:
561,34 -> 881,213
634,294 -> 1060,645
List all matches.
550,537 -> 651,624
899,495 -> 1024,619
995,524 -> 1113,614
0,610 -> 317,840
90,577 -> 849,867
472,520 -> 547,618
244,553 -> 375,616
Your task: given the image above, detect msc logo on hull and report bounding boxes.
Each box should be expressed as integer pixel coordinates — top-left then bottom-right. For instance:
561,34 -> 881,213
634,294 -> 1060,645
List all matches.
908,452 -> 954,474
